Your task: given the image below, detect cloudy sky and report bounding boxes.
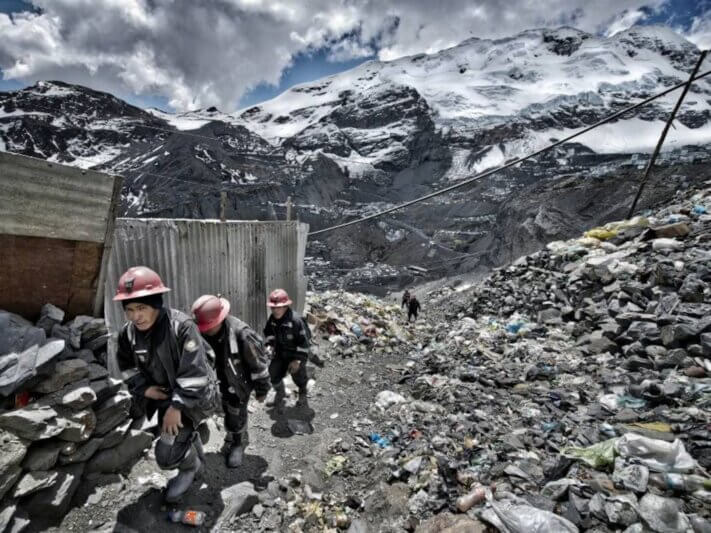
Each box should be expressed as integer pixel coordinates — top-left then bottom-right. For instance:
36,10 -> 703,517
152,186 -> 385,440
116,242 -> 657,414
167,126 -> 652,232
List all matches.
0,0 -> 709,112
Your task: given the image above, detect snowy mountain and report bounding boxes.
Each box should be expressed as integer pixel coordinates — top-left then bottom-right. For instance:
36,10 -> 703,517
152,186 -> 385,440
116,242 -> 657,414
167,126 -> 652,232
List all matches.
1,25 -> 711,290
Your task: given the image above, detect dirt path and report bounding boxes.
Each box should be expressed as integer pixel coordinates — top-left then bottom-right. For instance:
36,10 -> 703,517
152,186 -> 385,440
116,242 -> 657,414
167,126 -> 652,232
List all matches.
41,337 -> 408,533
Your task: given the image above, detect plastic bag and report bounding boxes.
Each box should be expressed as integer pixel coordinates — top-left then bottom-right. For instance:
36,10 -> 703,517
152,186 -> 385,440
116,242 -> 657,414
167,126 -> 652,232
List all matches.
561,438 -> 617,470
483,491 -> 579,533
615,433 -> 696,473
584,227 -> 618,240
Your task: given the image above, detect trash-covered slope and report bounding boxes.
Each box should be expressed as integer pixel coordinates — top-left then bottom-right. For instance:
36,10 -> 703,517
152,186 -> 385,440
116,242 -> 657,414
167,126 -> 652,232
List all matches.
268,181 -> 711,531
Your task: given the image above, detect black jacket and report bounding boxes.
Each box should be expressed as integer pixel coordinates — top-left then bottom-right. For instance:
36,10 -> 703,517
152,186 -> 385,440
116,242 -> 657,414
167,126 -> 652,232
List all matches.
206,316 -> 270,401
117,309 -> 217,421
408,299 -> 421,314
263,308 -> 310,362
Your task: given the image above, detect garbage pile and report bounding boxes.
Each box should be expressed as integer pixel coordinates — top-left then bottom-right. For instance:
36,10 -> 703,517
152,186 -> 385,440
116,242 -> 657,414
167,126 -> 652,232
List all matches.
306,291 -> 409,359
0,304 -> 150,530
291,185 -> 711,532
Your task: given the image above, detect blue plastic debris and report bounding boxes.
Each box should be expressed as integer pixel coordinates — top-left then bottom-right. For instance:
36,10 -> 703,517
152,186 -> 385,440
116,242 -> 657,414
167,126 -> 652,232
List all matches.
693,205 -> 707,215
369,433 -> 391,448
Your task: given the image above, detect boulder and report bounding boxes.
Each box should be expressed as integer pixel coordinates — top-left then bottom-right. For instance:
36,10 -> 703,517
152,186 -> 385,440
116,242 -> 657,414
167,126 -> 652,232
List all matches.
35,304 -> 65,336
87,363 -> 108,381
12,470 -> 58,498
32,359 -> 89,394
93,390 -> 132,436
0,340 -> 65,398
25,464 -> 84,520
89,377 -> 122,405
650,222 -> 690,239
0,405 -> 65,441
57,408 -> 96,442
0,311 -> 46,355
38,379 -> 96,410
0,466 -> 22,501
80,319 -> 109,353
220,481 -> 259,519
85,430 -> 152,473
98,420 -> 131,450
58,437 -> 103,465
661,323 -> 698,348
679,274 -> 707,303
22,441 -> 64,471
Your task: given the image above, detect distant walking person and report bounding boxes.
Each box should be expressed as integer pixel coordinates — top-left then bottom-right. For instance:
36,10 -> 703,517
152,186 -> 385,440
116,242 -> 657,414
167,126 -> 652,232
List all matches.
263,289 -> 311,411
408,296 -> 421,322
401,290 -> 411,309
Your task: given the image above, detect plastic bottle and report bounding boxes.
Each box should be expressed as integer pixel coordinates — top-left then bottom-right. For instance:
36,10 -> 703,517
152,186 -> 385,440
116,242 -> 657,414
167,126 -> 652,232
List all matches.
167,509 -> 206,526
648,473 -> 711,492
456,484 -> 495,512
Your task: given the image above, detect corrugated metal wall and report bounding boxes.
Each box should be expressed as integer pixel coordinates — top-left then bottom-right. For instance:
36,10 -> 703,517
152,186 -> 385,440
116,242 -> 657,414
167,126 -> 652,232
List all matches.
104,218 -> 308,335
0,152 -> 122,319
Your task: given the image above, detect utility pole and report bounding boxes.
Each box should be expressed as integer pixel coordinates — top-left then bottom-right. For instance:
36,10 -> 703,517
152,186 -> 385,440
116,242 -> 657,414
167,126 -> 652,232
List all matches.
628,50 -> 708,218
286,196 -> 293,221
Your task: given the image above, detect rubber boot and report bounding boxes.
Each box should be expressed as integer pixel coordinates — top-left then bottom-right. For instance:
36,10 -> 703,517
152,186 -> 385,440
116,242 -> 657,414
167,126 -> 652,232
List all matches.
226,432 -> 246,468
273,382 -> 286,413
296,388 -> 308,408
164,446 -> 201,503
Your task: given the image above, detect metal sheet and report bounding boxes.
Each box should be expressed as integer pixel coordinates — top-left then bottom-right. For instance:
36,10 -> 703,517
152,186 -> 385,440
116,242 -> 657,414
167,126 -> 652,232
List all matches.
104,219 -> 309,334
0,151 -> 120,243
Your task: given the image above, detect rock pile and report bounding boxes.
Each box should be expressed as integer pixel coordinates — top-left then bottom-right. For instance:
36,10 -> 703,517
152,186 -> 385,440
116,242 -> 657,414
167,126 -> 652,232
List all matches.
0,305 -> 150,531
282,184 -> 711,532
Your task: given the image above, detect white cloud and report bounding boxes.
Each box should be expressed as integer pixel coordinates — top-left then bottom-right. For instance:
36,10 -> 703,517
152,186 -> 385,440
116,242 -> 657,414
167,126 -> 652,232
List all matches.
684,12 -> 711,50
0,0 -> 676,111
604,9 -> 648,37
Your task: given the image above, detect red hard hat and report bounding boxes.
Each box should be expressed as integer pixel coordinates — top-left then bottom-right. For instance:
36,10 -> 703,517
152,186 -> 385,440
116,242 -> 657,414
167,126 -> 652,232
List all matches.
191,294 -> 230,332
113,266 -> 171,301
267,288 -> 292,307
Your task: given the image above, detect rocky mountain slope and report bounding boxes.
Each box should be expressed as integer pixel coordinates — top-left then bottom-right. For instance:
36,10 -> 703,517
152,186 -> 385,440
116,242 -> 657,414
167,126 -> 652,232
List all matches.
1,25 -> 711,290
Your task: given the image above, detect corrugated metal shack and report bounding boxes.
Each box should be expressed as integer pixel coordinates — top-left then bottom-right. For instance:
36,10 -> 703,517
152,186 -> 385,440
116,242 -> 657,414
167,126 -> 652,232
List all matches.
0,152 -> 122,319
104,218 -> 309,334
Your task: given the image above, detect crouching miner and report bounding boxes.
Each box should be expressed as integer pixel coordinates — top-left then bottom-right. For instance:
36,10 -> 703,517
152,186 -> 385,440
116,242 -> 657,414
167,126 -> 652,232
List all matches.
191,294 -> 270,468
115,266 -> 219,503
264,289 -> 311,410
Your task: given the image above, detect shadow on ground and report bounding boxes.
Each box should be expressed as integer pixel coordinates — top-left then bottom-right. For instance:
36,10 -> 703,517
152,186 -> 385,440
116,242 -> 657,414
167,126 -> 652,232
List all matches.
113,452 -> 268,532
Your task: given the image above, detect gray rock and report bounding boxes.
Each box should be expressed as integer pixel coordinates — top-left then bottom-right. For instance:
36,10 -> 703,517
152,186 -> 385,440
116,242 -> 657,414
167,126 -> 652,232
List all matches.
12,470 -> 59,498
93,390 -> 131,436
645,345 -> 667,358
0,311 -> 46,355
0,340 -> 65,398
25,463 -> 84,520
35,304 -> 65,336
701,333 -> 711,357
637,493 -> 691,533
579,332 -> 618,355
80,319 -> 109,353
72,349 -> 96,364
0,428 -> 27,475
661,323 -> 698,347
98,419 -> 131,450
347,519 -> 371,533
22,441 -> 64,471
538,308 -> 562,325
87,363 -> 109,381
626,321 -> 661,344
651,222 -> 690,239
32,359 -> 89,394
0,465 -> 22,500
89,377 -> 122,405
58,437 -> 103,465
0,405 -> 65,441
679,274 -> 706,303
57,408 -> 96,442
0,503 -> 16,533
221,481 -> 259,518
39,379 -> 96,410
85,430 -> 152,473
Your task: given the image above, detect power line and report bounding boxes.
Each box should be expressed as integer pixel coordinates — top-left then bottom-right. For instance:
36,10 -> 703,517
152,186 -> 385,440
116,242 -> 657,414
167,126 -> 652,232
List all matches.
308,68 -> 711,237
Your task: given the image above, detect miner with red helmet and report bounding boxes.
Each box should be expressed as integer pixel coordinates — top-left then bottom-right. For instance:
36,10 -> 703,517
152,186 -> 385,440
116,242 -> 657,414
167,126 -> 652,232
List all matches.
191,294 -> 270,468
263,288 -> 311,410
114,266 -> 218,503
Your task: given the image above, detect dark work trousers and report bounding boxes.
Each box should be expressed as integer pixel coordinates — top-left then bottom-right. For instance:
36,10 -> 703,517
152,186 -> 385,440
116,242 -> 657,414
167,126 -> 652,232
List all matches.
222,388 -> 249,445
269,357 -> 308,390
408,310 -> 418,322
132,397 -> 197,470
